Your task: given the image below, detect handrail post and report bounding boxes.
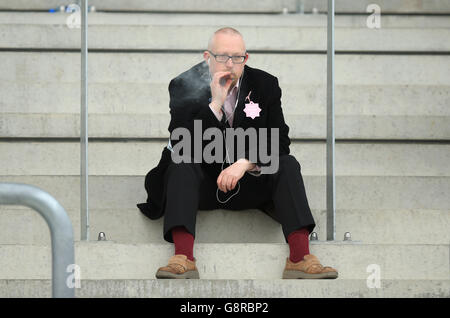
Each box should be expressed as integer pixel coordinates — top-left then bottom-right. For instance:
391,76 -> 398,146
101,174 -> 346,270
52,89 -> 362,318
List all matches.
81,0 -> 89,241
326,0 -> 336,241
0,183 -> 75,298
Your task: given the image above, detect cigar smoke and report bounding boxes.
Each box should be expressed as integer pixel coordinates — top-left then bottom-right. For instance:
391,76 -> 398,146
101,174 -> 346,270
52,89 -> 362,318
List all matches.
169,61 -> 212,108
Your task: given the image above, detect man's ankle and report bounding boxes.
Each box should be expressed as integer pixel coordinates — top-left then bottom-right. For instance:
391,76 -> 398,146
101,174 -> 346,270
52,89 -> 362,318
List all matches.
172,226 -> 195,261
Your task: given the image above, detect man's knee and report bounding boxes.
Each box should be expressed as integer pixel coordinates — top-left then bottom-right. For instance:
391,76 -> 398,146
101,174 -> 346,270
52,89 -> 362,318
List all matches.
167,162 -> 204,183
279,154 -> 301,172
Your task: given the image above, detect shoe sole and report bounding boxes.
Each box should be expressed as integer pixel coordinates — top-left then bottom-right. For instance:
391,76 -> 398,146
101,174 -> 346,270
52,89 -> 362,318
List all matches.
155,269 -> 200,279
282,270 -> 338,279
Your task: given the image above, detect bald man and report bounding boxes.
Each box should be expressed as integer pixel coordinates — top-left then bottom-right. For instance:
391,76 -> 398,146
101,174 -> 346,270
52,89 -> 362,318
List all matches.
137,27 -> 338,280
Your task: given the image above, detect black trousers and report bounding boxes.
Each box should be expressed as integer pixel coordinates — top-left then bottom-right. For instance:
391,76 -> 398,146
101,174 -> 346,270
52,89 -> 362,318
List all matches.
162,154 -> 315,243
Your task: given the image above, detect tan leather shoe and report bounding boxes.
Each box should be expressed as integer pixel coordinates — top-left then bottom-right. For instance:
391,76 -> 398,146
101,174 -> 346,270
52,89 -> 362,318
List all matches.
282,254 -> 338,279
155,254 -> 200,279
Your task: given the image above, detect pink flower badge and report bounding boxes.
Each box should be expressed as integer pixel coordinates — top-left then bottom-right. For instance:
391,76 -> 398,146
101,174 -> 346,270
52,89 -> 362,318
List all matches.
243,91 -> 261,119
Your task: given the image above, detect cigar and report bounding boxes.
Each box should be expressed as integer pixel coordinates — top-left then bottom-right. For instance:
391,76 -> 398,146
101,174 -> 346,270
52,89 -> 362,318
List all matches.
219,77 -> 227,86
219,74 -> 234,86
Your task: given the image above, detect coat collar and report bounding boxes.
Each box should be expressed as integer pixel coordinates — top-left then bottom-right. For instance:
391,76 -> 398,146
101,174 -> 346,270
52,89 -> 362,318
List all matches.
232,65 -> 250,128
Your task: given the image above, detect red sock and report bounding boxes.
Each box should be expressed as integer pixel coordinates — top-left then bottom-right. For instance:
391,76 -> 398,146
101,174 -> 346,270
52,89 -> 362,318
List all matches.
287,227 -> 310,263
172,226 -> 194,261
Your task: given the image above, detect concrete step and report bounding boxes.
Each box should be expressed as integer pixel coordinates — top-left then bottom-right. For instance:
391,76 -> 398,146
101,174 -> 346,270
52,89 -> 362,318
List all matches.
1,52 -> 448,139
3,53 -> 449,86
0,0 -> 299,13
301,0 -> 450,14
1,113 -> 449,139
3,12 -> 450,28
1,0 -> 449,14
1,141 -> 448,177
0,175 -> 448,211
1,83 -> 448,117
1,207 -> 448,245
1,13 -> 449,51
1,279 -> 449,298
0,242 -> 448,280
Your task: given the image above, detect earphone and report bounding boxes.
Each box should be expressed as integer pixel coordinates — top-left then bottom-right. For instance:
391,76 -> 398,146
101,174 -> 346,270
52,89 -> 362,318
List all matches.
213,68 -> 245,204
216,138 -> 241,204
168,63 -> 246,204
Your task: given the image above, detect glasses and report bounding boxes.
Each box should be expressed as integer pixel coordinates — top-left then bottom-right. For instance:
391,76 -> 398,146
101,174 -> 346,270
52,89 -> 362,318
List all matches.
208,50 -> 247,64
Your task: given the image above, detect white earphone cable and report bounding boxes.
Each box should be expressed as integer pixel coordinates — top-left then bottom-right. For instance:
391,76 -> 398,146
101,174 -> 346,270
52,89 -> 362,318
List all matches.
214,68 -> 244,204
216,129 -> 241,204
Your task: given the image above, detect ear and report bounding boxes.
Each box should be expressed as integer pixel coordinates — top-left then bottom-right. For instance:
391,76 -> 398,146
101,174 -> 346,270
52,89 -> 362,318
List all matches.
203,51 -> 210,65
243,52 -> 249,64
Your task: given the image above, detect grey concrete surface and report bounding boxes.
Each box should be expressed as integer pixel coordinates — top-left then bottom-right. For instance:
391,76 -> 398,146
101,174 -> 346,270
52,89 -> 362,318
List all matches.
1,0 -> 449,14
302,0 -> 450,14
1,113 -> 449,139
1,16 -> 449,51
1,141 -> 449,176
1,279 -> 449,298
3,52 -> 449,86
1,51 -> 448,139
2,12 -> 450,28
0,207 -> 448,245
1,83 -> 448,117
0,242 -> 448,280
0,175 -> 448,211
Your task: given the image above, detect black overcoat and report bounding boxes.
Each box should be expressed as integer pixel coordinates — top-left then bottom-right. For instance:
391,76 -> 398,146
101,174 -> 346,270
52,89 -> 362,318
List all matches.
137,61 -> 291,220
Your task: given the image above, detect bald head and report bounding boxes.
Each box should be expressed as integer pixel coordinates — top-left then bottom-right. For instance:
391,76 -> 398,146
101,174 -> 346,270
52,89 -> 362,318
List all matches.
207,27 -> 246,51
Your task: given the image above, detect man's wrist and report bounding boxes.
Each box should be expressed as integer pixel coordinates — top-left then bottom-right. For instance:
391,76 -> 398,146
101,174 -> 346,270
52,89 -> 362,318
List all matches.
209,102 -> 223,120
209,101 -> 222,113
236,158 -> 256,171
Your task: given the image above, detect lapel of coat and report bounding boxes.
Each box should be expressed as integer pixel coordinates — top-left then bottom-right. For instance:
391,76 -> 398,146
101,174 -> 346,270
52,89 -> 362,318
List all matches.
232,65 -> 251,128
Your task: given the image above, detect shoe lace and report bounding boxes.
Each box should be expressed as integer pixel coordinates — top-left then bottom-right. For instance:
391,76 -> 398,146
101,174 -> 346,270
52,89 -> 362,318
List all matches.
168,262 -> 187,273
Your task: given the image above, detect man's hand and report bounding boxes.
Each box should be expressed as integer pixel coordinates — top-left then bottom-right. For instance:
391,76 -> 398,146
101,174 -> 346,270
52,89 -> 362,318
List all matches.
217,159 -> 256,193
210,71 -> 234,113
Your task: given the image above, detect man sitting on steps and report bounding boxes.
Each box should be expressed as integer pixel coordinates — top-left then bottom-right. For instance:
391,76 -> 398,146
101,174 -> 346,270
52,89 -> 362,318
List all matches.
137,27 -> 338,280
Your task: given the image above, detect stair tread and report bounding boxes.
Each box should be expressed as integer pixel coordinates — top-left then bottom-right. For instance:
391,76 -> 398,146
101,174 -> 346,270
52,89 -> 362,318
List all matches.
1,278 -> 449,298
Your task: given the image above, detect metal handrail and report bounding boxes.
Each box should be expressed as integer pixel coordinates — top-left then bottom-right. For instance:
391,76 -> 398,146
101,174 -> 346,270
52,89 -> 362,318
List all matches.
326,0 -> 336,241
0,183 -> 75,298
80,0 -> 89,241
76,0 -> 337,241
